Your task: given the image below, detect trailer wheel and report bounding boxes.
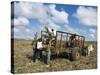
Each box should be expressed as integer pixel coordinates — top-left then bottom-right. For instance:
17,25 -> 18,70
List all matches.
71,48 -> 81,61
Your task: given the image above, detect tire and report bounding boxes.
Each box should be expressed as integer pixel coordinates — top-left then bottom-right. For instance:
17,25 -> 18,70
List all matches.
70,47 -> 81,61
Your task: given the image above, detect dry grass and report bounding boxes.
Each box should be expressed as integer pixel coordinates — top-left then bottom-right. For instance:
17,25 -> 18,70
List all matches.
12,39 -> 97,74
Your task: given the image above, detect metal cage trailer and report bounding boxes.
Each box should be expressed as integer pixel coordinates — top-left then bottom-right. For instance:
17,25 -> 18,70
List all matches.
41,30 -> 87,64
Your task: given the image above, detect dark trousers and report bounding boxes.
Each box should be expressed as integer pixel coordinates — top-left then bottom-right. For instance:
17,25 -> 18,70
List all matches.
33,49 -> 43,62
44,50 -> 51,65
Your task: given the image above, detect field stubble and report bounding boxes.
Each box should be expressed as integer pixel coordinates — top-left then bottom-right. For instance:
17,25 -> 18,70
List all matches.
12,39 -> 97,73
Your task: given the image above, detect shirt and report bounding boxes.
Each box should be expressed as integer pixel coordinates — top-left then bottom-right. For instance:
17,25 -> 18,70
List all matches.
37,41 -> 43,49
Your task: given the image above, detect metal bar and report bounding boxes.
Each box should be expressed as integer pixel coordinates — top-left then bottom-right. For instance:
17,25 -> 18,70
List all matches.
41,31 -> 42,40
83,37 -> 85,47
81,37 -> 83,47
60,33 -> 63,51
57,31 -> 84,38
78,36 -> 80,46
66,33 -> 68,42
55,31 -> 57,51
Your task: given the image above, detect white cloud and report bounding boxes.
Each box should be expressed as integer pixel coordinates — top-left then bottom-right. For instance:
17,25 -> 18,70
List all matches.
64,24 -> 97,41
11,27 -> 19,38
44,19 -> 60,30
89,28 -> 97,41
49,23 -> 59,30
13,26 -> 36,39
49,4 -> 69,24
12,2 -> 67,39
74,6 -> 97,26
90,34 -> 95,38
89,28 -> 96,33
14,2 -> 69,25
64,24 -> 79,34
14,27 -> 19,32
12,17 -> 29,26
12,2 -> 97,41
79,28 -> 97,41
14,2 -> 48,22
25,28 -> 31,32
14,2 -> 34,17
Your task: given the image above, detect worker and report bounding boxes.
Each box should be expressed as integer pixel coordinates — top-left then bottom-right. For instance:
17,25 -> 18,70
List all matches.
69,33 -> 76,47
33,38 -> 43,62
51,29 -> 55,36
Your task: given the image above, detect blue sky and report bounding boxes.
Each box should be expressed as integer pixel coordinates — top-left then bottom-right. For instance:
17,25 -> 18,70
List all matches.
11,1 -> 97,41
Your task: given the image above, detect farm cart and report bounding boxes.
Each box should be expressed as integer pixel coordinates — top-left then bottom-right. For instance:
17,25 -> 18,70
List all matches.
41,27 -> 87,64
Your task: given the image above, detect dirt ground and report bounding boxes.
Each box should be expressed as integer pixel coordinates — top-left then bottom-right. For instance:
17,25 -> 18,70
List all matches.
11,39 -> 97,74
